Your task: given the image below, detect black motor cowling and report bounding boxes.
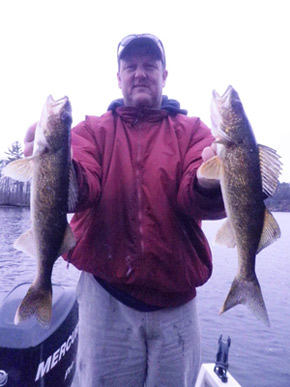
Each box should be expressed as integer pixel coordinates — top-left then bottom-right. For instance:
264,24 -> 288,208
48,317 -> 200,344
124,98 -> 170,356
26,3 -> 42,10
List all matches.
0,283 -> 78,387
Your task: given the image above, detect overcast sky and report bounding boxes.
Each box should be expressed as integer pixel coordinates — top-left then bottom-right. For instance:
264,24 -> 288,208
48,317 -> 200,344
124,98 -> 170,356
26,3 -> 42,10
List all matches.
0,0 -> 289,182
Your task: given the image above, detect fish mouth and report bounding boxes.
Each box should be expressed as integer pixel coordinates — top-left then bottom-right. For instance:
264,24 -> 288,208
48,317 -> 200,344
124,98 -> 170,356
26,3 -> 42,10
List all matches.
210,86 -> 235,138
212,85 -> 234,106
47,95 -> 70,114
211,85 -> 246,145
46,96 -> 72,125
33,95 -> 72,155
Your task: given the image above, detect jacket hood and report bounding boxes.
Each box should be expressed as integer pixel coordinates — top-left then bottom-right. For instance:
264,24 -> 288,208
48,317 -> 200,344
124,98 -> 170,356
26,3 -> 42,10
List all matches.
107,95 -> 188,117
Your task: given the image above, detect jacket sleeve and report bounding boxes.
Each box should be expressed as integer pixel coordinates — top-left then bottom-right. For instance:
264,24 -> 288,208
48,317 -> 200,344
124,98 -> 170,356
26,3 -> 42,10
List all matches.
177,118 -> 225,221
71,117 -> 102,211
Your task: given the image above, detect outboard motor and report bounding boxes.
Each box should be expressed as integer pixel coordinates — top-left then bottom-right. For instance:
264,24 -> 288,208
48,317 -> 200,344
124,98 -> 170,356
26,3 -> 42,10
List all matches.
0,283 -> 78,387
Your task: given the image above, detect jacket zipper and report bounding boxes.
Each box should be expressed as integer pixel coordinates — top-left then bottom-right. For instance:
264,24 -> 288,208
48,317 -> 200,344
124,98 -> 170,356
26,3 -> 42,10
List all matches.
135,116 -> 145,257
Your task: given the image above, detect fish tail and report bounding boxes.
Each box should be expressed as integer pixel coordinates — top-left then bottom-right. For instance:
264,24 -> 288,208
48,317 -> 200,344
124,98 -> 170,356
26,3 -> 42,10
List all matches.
14,283 -> 52,327
219,274 -> 270,326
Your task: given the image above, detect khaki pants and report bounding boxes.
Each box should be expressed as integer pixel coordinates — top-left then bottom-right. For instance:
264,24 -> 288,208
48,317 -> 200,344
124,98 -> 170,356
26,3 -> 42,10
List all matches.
75,271 -> 201,387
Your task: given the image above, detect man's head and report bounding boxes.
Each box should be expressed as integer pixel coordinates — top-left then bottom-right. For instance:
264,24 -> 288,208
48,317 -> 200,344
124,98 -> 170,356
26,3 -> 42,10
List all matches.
117,34 -> 168,109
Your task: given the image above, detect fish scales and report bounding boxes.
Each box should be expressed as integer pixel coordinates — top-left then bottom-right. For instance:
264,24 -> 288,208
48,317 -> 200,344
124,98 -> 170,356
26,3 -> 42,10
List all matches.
32,140 -> 70,285
3,95 -> 77,326
223,147 -> 265,285
199,85 -> 282,326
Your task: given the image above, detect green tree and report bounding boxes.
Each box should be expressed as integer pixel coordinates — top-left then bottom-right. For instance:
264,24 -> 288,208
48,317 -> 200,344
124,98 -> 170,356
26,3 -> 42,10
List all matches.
1,141 -> 27,206
266,182 -> 290,211
5,141 -> 24,162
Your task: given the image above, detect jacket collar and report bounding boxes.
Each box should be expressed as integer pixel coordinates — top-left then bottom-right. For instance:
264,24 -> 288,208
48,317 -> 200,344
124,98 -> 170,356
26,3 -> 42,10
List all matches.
107,95 -> 188,117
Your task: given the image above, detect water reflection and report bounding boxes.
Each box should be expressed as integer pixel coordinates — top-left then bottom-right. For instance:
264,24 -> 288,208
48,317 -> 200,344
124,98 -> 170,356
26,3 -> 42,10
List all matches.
1,207 -> 289,386
0,207 -> 80,298
200,212 -> 290,387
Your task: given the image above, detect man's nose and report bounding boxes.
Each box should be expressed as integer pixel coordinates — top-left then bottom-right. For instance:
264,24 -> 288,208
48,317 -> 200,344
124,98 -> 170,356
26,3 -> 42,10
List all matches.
134,66 -> 146,78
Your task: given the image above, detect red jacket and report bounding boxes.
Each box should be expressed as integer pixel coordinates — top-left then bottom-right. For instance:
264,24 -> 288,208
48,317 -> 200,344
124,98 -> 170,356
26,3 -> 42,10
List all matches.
64,105 -> 225,307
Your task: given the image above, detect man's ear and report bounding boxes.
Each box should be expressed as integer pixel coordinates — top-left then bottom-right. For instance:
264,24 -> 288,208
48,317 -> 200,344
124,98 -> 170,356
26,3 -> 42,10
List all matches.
162,69 -> 168,87
117,72 -> 122,89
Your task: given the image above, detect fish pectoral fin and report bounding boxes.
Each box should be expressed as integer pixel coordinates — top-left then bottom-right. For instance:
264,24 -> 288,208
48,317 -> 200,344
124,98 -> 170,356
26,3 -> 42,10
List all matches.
219,274 -> 270,327
2,157 -> 34,182
14,283 -> 52,327
13,229 -> 36,257
257,208 -> 281,253
198,155 -> 222,180
58,224 -> 76,255
216,130 -> 234,146
215,219 -> 236,248
258,144 -> 282,197
67,163 -> 79,212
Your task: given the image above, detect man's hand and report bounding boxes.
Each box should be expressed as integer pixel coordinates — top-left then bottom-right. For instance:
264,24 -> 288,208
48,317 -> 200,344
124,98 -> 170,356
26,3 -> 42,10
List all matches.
196,142 -> 220,189
23,123 -> 37,157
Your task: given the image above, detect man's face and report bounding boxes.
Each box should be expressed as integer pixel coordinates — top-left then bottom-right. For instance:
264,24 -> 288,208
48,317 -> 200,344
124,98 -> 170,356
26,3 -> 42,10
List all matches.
117,55 -> 168,109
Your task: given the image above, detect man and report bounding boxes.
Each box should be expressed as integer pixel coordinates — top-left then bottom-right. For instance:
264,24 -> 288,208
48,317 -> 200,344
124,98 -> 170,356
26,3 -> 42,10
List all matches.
24,34 -> 225,386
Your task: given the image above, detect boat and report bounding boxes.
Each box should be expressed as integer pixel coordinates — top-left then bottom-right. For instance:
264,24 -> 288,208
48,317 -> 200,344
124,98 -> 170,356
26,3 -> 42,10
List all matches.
196,335 -> 242,386
0,283 -> 243,386
195,363 -> 241,387
0,283 -> 78,387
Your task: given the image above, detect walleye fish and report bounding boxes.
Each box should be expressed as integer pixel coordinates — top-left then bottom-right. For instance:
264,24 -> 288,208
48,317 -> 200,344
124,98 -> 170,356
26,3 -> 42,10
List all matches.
3,95 -> 78,326
199,86 -> 282,326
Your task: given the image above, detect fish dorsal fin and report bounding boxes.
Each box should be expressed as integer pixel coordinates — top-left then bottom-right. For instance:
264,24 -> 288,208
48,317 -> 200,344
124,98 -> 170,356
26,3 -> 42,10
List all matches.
2,157 -> 34,182
215,218 -> 237,248
257,208 -> 281,253
258,144 -> 282,197
58,224 -> 76,256
13,228 -> 36,257
198,155 -> 222,180
68,163 -> 79,213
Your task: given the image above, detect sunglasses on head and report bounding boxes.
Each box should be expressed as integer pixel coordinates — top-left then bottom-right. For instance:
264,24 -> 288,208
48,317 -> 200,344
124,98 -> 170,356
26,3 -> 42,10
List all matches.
117,34 -> 166,67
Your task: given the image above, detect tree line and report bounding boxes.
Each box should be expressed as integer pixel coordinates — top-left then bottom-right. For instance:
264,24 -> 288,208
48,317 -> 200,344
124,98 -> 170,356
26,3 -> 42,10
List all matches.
0,141 -> 289,210
266,182 -> 290,212
0,141 -> 30,206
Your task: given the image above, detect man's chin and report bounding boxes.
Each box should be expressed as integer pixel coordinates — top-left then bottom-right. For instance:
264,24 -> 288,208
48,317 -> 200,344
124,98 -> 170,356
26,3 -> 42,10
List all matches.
131,94 -> 160,109
131,94 -> 151,108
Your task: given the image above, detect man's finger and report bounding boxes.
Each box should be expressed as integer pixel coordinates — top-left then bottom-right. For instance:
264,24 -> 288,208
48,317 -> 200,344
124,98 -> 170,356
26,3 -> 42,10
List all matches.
24,122 -> 37,143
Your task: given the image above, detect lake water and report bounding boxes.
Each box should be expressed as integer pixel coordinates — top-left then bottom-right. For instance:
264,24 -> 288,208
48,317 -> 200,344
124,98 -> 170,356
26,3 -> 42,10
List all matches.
0,207 -> 289,386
